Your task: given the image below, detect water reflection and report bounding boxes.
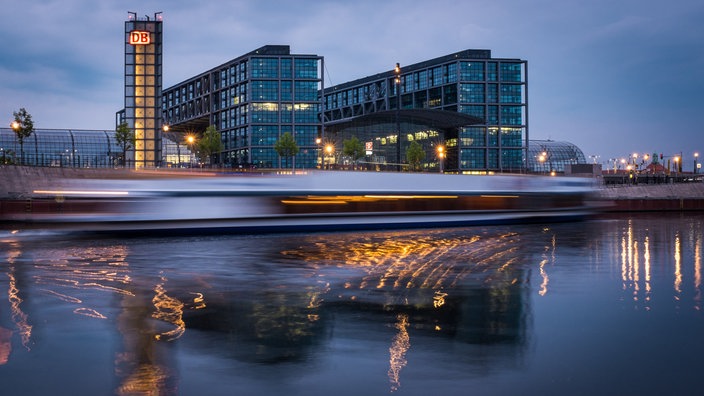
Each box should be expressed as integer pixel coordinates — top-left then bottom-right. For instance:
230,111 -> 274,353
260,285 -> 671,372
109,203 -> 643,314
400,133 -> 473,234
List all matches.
1,214 -> 703,395
614,215 -> 704,311
4,241 -> 32,351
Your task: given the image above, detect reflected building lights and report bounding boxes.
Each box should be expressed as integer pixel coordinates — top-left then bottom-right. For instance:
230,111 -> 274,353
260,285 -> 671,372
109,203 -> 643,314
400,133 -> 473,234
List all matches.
675,233 -> 682,296
538,258 -> 549,296
537,230 -> 555,297
620,221 -> 652,308
5,243 -> 32,350
8,271 -> 32,350
695,238 -> 702,310
152,279 -> 186,342
388,313 -> 410,392
644,236 -> 651,302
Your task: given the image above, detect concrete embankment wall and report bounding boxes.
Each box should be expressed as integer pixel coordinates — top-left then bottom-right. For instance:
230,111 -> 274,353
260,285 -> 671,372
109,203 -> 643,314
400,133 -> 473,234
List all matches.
596,182 -> 704,212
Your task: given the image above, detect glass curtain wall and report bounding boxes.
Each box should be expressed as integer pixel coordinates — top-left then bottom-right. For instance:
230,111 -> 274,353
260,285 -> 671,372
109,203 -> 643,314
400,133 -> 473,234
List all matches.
458,60 -> 526,173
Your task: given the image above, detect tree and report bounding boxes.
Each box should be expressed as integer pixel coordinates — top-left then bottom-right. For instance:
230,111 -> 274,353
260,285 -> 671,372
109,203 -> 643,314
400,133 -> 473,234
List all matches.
274,131 -> 299,170
197,125 -> 224,167
406,140 -> 425,172
11,108 -> 34,165
114,122 -> 135,168
342,136 -> 366,169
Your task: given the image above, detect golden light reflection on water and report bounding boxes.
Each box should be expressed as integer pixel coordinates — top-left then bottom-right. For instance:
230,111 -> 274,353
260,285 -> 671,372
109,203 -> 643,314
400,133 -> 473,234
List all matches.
280,229 -> 526,391
621,220 -> 652,307
116,364 -> 172,396
5,242 -> 32,350
617,217 -> 704,310
695,242 -> 702,309
388,313 -> 410,392
674,233 -> 682,296
538,230 -> 556,297
303,231 -> 523,307
152,276 -> 186,342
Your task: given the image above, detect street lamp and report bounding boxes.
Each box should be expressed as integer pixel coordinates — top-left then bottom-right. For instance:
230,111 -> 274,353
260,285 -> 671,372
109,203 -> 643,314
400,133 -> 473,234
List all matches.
316,138 -> 322,169
394,62 -> 401,172
436,145 -> 445,173
324,144 -> 334,170
695,152 -> 699,174
186,134 -> 196,167
538,152 -> 546,173
674,155 -> 680,175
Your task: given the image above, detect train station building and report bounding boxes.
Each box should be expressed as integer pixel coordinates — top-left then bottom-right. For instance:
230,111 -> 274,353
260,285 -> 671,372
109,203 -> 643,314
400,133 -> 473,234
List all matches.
4,12 -> 535,173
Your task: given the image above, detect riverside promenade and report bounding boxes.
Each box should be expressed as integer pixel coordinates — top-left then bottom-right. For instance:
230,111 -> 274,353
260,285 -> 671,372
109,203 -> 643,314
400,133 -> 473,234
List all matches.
1,166 -> 703,212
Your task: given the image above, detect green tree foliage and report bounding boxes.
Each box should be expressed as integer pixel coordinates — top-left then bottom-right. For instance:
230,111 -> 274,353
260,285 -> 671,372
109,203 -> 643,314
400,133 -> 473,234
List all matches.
11,108 -> 34,165
274,131 -> 299,170
114,122 -> 135,167
1,149 -> 16,165
342,136 -> 365,168
406,140 -> 425,172
197,125 -> 224,167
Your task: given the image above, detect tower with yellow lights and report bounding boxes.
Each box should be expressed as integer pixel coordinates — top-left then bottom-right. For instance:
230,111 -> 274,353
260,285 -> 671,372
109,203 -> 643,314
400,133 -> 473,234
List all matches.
124,12 -> 163,168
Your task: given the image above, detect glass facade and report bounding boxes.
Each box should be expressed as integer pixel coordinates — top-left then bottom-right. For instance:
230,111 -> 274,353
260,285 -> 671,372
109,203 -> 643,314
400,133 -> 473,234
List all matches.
527,139 -> 587,173
161,45 -> 323,169
323,49 -> 528,173
124,13 -> 163,169
1,128 -> 119,167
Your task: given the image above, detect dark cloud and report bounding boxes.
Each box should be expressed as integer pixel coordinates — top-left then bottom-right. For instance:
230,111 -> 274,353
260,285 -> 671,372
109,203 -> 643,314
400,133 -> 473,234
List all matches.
1,0 -> 702,164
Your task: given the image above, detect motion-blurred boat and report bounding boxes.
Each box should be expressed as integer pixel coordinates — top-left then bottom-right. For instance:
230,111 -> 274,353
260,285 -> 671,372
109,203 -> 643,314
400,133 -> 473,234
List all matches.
0,171 -> 600,235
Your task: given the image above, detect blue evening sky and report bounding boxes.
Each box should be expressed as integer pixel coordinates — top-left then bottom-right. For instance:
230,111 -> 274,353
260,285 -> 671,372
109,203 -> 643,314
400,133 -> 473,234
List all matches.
1,0 -> 702,168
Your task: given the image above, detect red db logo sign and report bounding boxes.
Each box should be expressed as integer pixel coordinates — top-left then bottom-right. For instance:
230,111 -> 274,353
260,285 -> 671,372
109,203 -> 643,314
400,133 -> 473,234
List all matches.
129,31 -> 151,45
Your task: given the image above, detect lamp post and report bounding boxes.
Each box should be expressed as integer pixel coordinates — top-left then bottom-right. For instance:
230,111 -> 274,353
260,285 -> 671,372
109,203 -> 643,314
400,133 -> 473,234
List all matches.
437,145 -> 445,173
695,152 -> 699,174
10,121 -> 20,164
632,153 -> 638,171
394,62 -> 401,172
674,155 -> 680,176
186,134 -> 196,167
316,138 -> 322,169
163,124 -> 181,168
324,144 -> 333,170
538,152 -> 546,173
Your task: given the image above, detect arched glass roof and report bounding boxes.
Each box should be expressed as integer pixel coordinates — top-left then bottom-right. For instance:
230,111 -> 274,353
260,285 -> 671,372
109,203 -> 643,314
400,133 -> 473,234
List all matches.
528,139 -> 586,173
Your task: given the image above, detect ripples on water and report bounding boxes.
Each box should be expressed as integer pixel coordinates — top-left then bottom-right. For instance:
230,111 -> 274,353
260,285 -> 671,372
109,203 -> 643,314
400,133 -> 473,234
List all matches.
1,213 -> 703,395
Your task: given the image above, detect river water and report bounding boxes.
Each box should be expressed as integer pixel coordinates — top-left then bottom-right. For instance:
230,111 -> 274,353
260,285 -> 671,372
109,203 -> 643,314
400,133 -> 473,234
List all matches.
1,213 -> 703,395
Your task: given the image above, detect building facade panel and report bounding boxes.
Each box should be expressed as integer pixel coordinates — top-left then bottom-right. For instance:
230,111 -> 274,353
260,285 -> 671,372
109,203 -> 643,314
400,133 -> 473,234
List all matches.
161,45 -> 323,169
323,50 -> 528,173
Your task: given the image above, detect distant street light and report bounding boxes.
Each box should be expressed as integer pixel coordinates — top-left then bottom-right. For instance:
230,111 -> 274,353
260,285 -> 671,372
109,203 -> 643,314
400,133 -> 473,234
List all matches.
394,62 -> 401,172
325,144 -> 334,170
316,138 -> 322,169
695,152 -> 699,174
186,134 -> 196,166
674,155 -> 680,174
